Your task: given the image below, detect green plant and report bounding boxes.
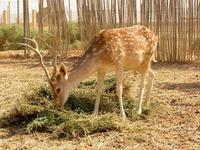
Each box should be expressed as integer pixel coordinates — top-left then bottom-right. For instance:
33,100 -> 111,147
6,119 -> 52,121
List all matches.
68,22 -> 81,44
0,77 -> 156,138
69,40 -> 82,50
0,25 -> 23,50
0,25 -> 47,51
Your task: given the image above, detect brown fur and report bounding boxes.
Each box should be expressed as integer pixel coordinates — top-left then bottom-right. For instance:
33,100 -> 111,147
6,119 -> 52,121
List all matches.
51,25 -> 158,117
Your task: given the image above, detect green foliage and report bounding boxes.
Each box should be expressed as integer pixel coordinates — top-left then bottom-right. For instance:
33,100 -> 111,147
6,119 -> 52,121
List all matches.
0,23 -> 82,51
0,77 -> 156,138
0,25 -> 23,50
31,84 -> 52,100
68,22 -> 81,44
69,40 -> 82,50
68,22 -> 82,49
26,110 -> 64,133
54,113 -> 121,137
0,25 -> 44,51
25,84 -> 123,137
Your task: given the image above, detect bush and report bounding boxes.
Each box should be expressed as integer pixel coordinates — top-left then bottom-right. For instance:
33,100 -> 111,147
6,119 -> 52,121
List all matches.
0,23 -> 82,51
69,40 -> 82,50
68,22 -> 82,50
0,25 -> 44,51
68,22 -> 81,44
0,25 -> 23,50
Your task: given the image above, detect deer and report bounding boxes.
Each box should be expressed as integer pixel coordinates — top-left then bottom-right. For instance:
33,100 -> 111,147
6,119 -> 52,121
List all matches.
20,25 -> 158,120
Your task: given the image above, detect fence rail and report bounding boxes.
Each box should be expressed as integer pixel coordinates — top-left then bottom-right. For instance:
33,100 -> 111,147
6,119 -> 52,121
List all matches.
0,0 -> 200,62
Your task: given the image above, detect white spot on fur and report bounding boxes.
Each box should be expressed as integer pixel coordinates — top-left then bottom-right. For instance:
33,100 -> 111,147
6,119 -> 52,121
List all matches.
91,52 -> 97,56
82,59 -> 87,63
85,54 -> 90,59
92,48 -> 96,52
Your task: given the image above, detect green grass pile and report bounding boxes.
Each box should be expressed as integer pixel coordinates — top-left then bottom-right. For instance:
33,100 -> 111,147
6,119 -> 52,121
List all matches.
0,77 -> 156,138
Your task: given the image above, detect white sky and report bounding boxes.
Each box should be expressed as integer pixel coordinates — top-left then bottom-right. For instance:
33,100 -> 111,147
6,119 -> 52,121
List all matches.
0,0 -> 142,23
0,0 -> 77,23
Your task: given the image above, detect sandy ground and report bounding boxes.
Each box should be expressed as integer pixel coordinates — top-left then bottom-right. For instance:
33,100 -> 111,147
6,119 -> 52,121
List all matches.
0,54 -> 199,150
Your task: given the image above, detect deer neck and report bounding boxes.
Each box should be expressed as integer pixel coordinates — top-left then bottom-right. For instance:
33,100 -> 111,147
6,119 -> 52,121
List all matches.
67,59 -> 97,89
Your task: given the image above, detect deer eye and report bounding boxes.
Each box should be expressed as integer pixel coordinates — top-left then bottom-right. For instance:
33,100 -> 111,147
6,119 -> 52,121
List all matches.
56,88 -> 61,94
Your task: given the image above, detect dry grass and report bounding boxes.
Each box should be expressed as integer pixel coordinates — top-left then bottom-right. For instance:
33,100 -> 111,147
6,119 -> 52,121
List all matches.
0,77 -> 154,138
0,56 -> 200,149
0,50 -> 24,59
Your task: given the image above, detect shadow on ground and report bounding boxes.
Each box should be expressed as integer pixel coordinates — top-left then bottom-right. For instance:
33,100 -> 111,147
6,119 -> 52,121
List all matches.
157,82 -> 200,92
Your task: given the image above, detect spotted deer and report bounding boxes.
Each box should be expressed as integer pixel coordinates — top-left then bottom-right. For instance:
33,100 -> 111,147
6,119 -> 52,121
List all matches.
21,25 -> 158,119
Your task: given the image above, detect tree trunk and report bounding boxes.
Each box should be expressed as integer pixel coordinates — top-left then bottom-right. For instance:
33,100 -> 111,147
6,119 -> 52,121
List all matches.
38,0 -> 44,37
23,0 -> 31,57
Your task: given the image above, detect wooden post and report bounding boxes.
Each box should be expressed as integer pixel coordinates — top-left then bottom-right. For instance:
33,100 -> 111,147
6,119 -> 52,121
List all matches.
17,0 -> 20,24
23,0 -> 31,57
32,10 -> 37,30
3,10 -> 8,25
38,0 -> 44,37
7,1 -> 11,24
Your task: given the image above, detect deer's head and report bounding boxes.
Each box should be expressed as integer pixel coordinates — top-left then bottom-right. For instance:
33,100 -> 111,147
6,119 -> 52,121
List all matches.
19,36 -> 70,108
50,64 -> 70,107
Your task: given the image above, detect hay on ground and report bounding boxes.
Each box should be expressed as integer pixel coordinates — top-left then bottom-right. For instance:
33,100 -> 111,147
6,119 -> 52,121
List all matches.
0,77 -> 156,137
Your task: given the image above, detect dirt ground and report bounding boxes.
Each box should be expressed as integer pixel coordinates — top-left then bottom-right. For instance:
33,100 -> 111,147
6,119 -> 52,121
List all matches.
0,52 -> 199,150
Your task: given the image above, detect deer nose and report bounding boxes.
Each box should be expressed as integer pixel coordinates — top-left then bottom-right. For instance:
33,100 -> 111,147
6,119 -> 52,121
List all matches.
56,88 -> 61,94
54,100 -> 64,108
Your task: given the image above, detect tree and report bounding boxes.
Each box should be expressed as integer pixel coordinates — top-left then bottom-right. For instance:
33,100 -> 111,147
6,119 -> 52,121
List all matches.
23,0 -> 31,57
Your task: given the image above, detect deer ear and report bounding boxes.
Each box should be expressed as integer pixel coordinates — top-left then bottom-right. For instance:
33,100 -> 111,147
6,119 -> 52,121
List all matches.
59,63 -> 67,75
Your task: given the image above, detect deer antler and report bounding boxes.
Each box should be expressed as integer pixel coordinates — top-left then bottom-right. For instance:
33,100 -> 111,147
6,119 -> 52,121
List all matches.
45,33 -> 59,68
45,32 -> 54,37
34,36 -> 58,68
19,37 -> 51,82
35,36 -> 52,50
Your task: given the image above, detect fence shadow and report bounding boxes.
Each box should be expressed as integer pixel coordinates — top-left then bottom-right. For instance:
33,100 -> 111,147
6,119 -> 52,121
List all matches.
157,82 -> 200,92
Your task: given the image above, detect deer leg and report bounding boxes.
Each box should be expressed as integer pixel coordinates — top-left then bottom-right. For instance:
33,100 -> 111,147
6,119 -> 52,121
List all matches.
116,64 -> 126,119
93,71 -> 106,115
144,69 -> 155,107
136,74 -> 146,114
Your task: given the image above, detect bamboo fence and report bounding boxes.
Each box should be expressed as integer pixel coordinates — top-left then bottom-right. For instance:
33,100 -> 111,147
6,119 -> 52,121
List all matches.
75,0 -> 200,62
17,0 -> 200,62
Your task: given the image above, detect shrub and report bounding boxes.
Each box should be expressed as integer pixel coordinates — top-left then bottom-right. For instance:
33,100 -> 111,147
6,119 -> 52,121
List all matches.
69,40 -> 82,50
68,22 -> 81,44
0,25 -> 23,50
0,25 -> 43,51
0,23 -> 82,51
